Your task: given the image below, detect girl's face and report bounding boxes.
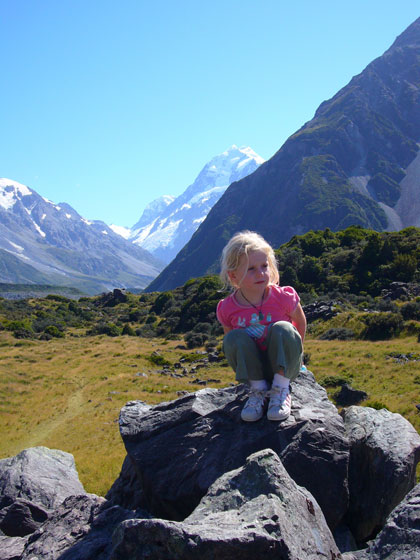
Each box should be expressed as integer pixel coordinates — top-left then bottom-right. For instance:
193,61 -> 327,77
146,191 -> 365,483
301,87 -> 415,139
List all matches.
229,249 -> 270,294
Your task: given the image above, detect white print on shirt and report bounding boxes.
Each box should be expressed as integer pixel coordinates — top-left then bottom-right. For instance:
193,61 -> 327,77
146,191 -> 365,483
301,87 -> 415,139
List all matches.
237,317 -> 246,328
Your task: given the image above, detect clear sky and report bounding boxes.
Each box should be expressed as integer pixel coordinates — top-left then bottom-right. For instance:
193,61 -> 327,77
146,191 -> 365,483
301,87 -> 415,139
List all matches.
1,1 -> 418,227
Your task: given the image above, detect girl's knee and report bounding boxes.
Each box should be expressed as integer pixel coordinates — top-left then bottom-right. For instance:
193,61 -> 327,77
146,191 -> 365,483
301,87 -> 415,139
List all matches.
224,329 -> 251,346
270,321 -> 297,337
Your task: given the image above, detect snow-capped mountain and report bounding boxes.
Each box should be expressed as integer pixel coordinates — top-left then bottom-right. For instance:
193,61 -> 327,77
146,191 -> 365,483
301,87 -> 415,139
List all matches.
128,146 -> 264,263
0,178 -> 163,294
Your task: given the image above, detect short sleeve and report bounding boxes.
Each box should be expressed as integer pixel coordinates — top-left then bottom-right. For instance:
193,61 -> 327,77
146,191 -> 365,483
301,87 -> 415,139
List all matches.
216,299 -> 229,326
280,286 -> 300,314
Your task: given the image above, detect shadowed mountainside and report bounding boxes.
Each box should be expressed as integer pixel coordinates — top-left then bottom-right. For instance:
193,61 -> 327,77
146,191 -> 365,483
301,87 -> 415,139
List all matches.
147,18 -> 420,292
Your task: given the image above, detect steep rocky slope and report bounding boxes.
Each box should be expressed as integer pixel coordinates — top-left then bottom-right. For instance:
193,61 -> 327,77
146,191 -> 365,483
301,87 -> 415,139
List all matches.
147,18 -> 420,292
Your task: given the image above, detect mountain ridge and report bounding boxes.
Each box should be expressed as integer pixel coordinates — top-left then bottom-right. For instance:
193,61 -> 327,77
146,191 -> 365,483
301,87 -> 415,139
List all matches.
146,17 -> 420,292
129,145 -> 264,263
0,178 -> 164,294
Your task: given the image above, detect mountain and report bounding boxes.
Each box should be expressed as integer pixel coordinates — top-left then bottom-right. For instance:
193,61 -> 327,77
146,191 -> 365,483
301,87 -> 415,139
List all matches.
129,146 -> 264,263
0,178 -> 164,295
147,17 -> 420,293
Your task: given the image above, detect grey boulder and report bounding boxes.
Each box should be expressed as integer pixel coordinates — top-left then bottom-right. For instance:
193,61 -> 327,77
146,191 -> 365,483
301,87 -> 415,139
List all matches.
343,406 -> 420,542
0,535 -> 28,560
0,447 -> 85,512
112,370 -> 350,528
20,494 -> 135,560
343,482 -> 420,559
110,448 -> 341,560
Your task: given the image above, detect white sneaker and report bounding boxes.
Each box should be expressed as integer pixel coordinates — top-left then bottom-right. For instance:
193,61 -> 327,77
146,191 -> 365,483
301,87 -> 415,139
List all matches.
267,386 -> 291,421
241,389 -> 266,422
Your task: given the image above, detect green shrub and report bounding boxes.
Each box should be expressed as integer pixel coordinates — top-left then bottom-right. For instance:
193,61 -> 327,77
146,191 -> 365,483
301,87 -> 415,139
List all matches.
44,325 -> 65,338
145,313 -> 157,324
46,294 -> 70,302
88,322 -> 121,337
400,301 -> 420,321
319,328 -> 355,340
121,324 -> 136,336
365,400 -> 388,410
319,375 -> 353,388
135,325 -> 157,338
184,331 -> 209,349
151,292 -> 174,314
13,328 -> 34,339
146,353 -> 171,367
362,312 -> 403,340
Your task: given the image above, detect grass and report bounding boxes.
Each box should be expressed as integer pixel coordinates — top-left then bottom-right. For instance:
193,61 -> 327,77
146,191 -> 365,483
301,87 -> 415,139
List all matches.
0,331 -> 419,496
305,336 -> 420,432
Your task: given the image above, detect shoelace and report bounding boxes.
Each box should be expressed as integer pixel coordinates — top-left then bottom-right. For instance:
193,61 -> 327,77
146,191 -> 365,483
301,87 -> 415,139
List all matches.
246,390 -> 266,408
267,387 -> 289,406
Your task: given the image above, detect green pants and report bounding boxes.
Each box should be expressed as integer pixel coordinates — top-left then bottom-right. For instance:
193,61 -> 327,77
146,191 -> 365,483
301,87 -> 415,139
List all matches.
223,321 -> 303,384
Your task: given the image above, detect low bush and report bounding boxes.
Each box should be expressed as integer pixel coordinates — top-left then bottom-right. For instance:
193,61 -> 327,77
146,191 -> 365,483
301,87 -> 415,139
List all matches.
400,301 -> 420,321
362,312 -> 404,340
121,324 -> 136,336
13,328 -> 34,339
88,323 -> 121,337
184,331 -> 209,349
44,325 -> 65,338
319,328 -> 355,340
146,353 -> 171,367
365,400 -> 388,410
319,375 -> 353,388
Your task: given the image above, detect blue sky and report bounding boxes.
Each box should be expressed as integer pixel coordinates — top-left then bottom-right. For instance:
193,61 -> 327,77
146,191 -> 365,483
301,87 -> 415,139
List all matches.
1,1 -> 418,227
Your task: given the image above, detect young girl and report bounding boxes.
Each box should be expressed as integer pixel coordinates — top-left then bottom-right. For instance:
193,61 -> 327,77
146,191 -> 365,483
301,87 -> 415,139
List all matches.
217,231 -> 306,422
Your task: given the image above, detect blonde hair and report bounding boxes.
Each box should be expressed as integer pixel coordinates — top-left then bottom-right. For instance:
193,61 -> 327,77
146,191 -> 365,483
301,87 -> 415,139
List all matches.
220,230 -> 279,289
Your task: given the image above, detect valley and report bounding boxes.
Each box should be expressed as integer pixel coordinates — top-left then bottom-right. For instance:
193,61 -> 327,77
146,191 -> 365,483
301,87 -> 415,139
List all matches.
0,302 -> 419,497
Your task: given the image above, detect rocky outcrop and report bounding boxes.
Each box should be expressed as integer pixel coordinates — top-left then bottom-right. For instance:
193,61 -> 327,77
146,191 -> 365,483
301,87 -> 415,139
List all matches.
381,281 -> 420,301
0,447 -> 85,515
19,494 -> 134,560
342,483 -> 420,559
111,449 -> 341,560
110,370 -> 350,528
1,371 -> 420,558
303,301 -> 339,323
335,384 -> 368,406
342,406 -> 420,542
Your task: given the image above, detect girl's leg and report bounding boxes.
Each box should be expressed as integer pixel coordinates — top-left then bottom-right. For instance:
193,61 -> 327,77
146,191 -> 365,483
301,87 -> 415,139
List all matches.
265,321 -> 303,383
265,321 -> 303,421
223,329 -> 268,421
223,329 -> 265,383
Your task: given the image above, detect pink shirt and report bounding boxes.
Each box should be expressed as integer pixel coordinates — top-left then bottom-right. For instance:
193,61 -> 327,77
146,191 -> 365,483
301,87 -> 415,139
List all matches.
216,284 -> 300,349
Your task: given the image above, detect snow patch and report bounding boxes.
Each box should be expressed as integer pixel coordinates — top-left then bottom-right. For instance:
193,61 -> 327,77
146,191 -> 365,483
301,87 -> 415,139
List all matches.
8,240 -> 24,252
32,220 -> 46,238
110,224 -> 131,239
0,178 -> 32,210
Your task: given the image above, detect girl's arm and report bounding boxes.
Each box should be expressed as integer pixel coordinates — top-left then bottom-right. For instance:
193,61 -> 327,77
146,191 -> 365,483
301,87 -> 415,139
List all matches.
290,303 -> 307,343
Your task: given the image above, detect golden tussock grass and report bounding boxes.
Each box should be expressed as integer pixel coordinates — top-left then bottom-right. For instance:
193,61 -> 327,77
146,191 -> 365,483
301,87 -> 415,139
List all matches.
0,331 -> 419,496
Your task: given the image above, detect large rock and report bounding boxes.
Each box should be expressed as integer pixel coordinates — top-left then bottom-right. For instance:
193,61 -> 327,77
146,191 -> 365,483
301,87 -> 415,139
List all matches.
20,494 -> 134,560
110,449 -> 341,560
0,499 -> 48,536
342,483 -> 420,560
112,369 -> 350,528
0,535 -> 28,560
342,406 -> 420,542
0,447 -> 85,511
